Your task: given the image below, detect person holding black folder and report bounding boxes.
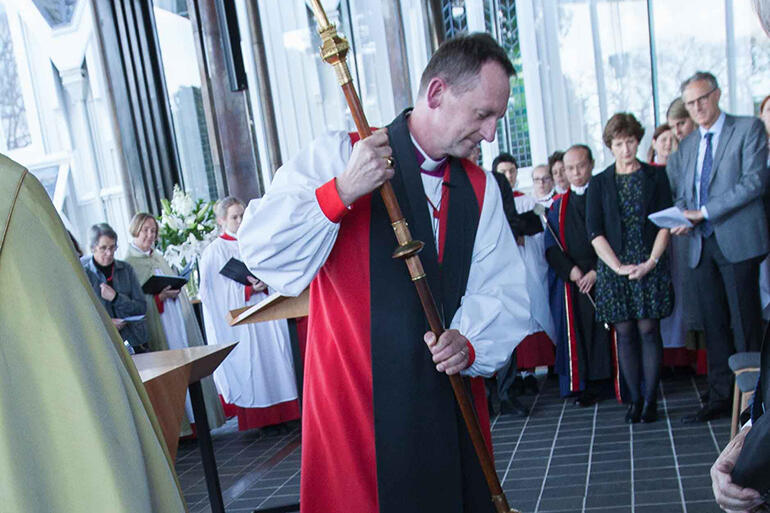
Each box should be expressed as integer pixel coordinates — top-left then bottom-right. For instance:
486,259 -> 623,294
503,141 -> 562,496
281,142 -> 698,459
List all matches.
125,212 -> 224,437
199,197 -> 299,432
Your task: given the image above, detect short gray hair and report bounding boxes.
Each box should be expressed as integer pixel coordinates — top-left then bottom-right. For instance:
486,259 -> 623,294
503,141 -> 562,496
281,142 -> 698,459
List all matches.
214,196 -> 245,219
680,71 -> 719,94
89,223 -> 118,249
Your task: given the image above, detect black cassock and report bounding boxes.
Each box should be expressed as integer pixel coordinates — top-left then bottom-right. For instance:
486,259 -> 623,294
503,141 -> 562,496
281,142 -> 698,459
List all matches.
545,191 -> 616,397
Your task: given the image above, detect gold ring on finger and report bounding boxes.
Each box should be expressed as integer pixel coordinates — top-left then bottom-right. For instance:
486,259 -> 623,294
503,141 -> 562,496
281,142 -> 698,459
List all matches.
384,156 -> 394,169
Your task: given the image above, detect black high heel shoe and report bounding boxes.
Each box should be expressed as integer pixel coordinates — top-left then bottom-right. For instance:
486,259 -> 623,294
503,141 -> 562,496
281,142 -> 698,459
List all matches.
641,401 -> 658,423
625,402 -> 642,424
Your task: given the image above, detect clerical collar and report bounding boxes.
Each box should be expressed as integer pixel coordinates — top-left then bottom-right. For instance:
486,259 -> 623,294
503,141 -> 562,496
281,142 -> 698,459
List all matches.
570,183 -> 589,195
130,242 -> 153,256
410,134 -> 447,177
555,185 -> 567,194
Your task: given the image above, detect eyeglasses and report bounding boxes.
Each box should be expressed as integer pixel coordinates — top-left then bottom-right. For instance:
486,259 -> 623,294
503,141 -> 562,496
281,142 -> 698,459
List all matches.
532,177 -> 553,183
95,244 -> 118,253
684,88 -> 717,109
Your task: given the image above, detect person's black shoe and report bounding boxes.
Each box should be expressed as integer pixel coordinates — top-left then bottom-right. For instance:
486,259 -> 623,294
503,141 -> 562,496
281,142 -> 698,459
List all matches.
641,401 -> 658,423
681,402 -> 730,424
625,402 -> 642,424
575,390 -> 598,407
523,375 -> 539,395
500,397 -> 530,417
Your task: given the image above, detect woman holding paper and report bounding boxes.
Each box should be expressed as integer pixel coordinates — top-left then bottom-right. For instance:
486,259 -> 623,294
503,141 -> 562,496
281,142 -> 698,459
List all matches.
81,222 -> 149,352
199,197 -> 299,431
125,212 -> 224,435
586,113 -> 674,424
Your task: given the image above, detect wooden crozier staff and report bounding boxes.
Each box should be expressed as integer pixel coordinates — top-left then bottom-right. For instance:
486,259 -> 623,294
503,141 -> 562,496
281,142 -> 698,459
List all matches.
307,2 -> 519,512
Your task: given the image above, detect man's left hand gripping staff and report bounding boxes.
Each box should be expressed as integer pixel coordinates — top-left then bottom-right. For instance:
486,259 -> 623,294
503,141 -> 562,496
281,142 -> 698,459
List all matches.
424,329 -> 472,375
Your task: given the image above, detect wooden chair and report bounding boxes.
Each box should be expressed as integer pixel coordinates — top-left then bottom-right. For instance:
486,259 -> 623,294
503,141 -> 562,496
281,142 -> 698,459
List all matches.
729,352 -> 760,439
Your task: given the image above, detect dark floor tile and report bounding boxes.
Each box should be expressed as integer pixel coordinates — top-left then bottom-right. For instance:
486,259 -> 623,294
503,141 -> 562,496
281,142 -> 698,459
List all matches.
633,455 -> 676,469
683,486 -> 717,503
547,463 -> 588,477
677,452 -> 718,466
536,494 -> 585,512
540,483 -> 585,499
634,502 -> 684,513
586,481 -> 631,495
584,490 -> 631,509
677,463 -> 713,478
635,488 -> 684,505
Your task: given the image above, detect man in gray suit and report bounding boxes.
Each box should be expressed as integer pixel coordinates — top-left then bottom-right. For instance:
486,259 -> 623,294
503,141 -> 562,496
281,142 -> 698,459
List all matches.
669,71 -> 769,424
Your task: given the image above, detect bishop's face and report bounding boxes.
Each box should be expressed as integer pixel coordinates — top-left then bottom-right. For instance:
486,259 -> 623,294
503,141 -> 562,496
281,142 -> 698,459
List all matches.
430,61 -> 510,159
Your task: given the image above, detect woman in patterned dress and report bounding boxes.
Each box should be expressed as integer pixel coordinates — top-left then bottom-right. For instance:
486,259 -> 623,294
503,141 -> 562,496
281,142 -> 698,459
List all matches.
586,113 -> 674,424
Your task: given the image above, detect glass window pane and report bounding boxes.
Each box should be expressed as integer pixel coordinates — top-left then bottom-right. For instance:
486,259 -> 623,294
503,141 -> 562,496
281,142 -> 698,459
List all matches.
554,0 -> 653,169
154,5 -> 217,201
555,1 -> 604,165
596,0 -> 653,161
0,3 -> 31,151
733,1 -> 770,115
652,0 -> 727,122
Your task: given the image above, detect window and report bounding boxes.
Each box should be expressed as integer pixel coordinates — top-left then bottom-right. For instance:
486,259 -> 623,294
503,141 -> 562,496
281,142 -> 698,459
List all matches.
525,0 -> 770,170
440,0 -> 533,168
0,3 -> 31,151
154,1 -> 217,201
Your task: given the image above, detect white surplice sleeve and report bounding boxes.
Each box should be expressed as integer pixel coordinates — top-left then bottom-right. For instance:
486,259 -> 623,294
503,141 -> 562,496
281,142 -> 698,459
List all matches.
454,172 -> 531,378
237,131 -> 353,297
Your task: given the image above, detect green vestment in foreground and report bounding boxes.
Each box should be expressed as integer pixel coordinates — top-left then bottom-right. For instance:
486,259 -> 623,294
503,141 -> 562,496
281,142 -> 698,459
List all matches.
0,156 -> 187,512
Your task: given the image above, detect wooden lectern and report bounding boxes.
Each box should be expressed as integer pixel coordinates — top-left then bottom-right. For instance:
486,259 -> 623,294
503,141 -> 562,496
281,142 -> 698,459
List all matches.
227,288 -> 309,326
133,343 -> 236,513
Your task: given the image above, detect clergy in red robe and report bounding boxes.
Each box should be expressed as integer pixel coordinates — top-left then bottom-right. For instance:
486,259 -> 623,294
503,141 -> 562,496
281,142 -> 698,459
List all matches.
238,34 -> 530,513
545,145 -> 622,405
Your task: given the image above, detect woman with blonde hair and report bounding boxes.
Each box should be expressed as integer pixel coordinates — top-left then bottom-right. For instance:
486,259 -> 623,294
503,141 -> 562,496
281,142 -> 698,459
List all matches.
125,212 -> 224,436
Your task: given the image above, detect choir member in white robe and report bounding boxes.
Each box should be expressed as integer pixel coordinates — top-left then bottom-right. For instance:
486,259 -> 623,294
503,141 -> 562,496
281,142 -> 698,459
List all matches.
199,197 -> 299,431
495,157 -> 555,396
238,34 -> 530,513
549,150 -> 569,195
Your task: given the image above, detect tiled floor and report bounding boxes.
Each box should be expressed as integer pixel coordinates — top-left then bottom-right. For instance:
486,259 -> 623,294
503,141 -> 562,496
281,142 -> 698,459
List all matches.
176,371 -> 729,513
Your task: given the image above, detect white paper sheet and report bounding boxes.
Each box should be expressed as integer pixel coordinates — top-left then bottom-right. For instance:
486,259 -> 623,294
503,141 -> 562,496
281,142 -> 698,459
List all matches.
122,314 -> 146,323
648,207 -> 693,229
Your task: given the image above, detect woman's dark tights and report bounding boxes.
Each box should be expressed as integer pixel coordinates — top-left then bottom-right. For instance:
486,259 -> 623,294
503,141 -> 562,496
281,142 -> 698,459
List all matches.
614,318 -> 662,404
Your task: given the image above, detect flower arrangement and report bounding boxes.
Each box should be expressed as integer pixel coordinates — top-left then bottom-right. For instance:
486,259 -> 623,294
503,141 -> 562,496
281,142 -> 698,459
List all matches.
156,185 -> 217,295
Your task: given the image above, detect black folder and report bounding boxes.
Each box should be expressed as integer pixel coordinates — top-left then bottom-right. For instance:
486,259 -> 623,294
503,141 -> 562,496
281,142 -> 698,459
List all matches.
219,257 -> 257,286
516,210 -> 544,236
141,274 -> 188,295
